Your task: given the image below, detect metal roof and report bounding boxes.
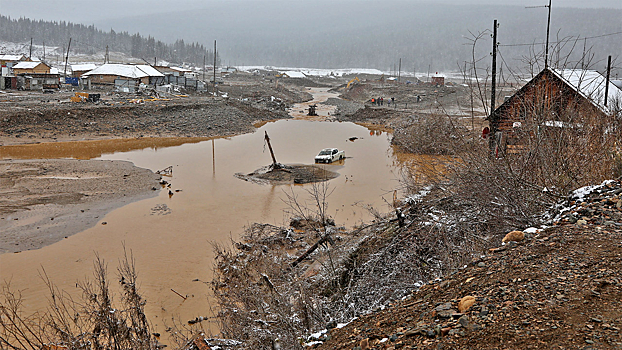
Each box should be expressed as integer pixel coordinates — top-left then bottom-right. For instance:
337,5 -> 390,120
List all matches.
81,63 -> 164,79
12,61 -> 48,69
71,63 -> 97,72
0,54 -> 25,61
552,68 -> 622,115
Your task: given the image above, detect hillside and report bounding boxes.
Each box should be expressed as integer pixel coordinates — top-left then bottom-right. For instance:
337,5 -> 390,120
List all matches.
0,15 -> 214,66
310,179 -> 622,349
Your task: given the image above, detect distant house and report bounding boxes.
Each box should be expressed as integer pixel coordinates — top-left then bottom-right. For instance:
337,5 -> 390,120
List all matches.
279,71 -> 306,78
0,54 -> 29,89
12,61 -> 51,75
81,63 -> 165,92
488,67 -> 622,153
431,75 -> 445,86
70,63 -> 97,77
0,54 -> 28,73
154,66 -> 193,77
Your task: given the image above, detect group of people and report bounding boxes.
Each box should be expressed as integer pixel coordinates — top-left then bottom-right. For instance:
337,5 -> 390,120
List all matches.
371,97 -> 395,106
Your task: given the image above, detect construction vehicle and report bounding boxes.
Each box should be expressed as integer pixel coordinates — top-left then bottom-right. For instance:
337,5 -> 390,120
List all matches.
346,77 -> 360,90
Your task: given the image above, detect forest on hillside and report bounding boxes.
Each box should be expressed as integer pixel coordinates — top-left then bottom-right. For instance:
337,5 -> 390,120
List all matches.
0,15 -> 216,66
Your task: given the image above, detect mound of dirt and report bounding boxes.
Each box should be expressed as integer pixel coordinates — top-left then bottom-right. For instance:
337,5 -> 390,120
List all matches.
235,163 -> 339,185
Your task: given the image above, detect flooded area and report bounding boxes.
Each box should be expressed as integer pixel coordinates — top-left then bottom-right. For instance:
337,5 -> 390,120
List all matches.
0,89 -> 407,340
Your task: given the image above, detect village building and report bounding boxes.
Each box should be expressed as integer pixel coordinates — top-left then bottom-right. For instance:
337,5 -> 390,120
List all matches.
488,67 -> 622,153
81,63 -> 165,92
154,65 -> 192,77
70,63 -> 97,78
12,61 -> 52,75
8,61 -> 60,90
0,54 -> 29,89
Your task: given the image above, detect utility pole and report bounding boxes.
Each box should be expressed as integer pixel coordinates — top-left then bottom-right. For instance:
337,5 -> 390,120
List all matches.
398,58 -> 402,83
490,19 -> 498,115
213,40 -> 217,96
203,55 -> 206,81
544,0 -> 552,68
105,45 -> 109,63
29,38 -> 33,58
63,38 -> 72,81
604,55 -> 612,107
43,41 -> 45,61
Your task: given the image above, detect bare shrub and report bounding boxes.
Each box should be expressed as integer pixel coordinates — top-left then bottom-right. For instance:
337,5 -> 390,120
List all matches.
0,248 -> 157,350
391,114 -> 470,155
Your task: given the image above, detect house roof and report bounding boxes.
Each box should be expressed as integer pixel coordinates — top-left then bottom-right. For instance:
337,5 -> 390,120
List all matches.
170,66 -> 192,73
281,70 -> 306,78
13,61 -> 49,70
71,63 -> 97,72
81,63 -> 164,79
0,54 -> 25,61
492,67 -> 622,118
552,69 -> 622,115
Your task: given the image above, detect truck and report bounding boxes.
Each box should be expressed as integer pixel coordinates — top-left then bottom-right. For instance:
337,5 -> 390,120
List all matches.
315,148 -> 345,164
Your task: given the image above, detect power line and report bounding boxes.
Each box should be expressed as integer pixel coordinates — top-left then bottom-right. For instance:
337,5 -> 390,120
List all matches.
499,30 -> 622,47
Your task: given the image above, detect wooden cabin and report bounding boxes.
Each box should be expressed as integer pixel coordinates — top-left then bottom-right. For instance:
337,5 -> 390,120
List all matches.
12,61 -> 51,75
488,68 -> 622,153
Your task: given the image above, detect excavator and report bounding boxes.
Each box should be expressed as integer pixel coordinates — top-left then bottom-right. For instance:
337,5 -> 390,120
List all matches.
346,76 -> 360,90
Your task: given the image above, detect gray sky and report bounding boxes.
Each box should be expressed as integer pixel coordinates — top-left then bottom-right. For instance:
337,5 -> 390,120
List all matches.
1,0 -> 621,23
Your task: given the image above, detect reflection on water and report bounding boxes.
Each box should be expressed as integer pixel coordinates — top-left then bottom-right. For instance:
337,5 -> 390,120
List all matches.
0,119 -> 402,340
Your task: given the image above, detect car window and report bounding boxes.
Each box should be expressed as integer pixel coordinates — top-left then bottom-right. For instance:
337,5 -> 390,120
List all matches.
332,150 -> 337,154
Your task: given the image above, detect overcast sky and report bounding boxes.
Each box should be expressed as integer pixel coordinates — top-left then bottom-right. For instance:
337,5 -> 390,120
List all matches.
1,0 -> 621,23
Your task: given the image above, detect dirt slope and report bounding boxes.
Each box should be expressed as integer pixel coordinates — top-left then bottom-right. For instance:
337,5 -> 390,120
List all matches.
313,180 -> 622,349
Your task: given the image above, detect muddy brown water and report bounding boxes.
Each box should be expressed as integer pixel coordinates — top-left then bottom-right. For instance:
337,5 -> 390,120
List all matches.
0,88 -> 409,341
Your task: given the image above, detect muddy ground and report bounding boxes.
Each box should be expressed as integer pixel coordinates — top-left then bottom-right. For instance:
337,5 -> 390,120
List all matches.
0,72 -> 492,252
0,159 -> 161,253
235,163 -> 340,185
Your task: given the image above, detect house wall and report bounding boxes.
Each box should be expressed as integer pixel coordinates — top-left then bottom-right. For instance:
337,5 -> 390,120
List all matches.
491,70 -> 605,148
14,64 -> 50,75
89,74 -> 120,84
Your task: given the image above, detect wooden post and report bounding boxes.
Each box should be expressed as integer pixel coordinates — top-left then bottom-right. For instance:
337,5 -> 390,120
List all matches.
604,55 -> 611,107
490,19 -> 498,115
63,38 -> 72,82
264,131 -> 278,166
213,40 -> 217,96
544,0 -> 552,68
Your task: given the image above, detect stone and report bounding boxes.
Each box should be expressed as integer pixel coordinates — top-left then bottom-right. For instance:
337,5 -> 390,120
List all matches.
577,219 -> 588,225
502,230 -> 525,243
458,315 -> 470,328
360,338 -> 369,350
477,262 -> 486,268
435,302 -> 453,311
458,296 -> 476,313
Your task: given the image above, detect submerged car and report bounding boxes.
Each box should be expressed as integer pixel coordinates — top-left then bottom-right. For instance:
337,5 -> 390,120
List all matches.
315,148 -> 345,163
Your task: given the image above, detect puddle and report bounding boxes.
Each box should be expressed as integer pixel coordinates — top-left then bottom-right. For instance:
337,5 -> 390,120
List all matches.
0,90 -> 410,342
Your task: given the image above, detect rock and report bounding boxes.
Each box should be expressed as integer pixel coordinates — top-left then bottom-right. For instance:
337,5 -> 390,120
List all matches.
326,320 -> 337,329
477,262 -> 486,267
577,219 -> 587,225
502,230 -> 525,243
360,338 -> 369,350
458,296 -> 476,313
435,302 -> 453,311
458,315 -> 470,328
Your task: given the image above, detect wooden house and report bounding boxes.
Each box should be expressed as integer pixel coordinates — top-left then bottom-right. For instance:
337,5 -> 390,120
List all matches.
70,63 -> 97,77
12,61 -> 51,75
81,63 -> 164,91
488,68 -> 622,153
